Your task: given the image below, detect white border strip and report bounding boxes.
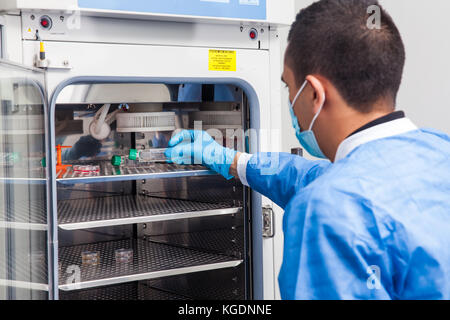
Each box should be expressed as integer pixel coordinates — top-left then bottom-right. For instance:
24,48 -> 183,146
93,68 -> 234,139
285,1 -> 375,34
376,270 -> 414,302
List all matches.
237,153 -> 252,186
335,118 -> 418,162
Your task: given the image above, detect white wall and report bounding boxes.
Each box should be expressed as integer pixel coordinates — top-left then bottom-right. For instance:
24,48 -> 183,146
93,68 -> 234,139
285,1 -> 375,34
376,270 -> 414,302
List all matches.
279,0 -> 326,155
272,0 -> 450,300
380,0 -> 450,135
281,0 -> 450,155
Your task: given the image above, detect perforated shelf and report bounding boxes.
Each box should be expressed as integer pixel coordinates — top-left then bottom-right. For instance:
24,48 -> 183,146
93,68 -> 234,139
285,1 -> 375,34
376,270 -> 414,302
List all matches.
60,282 -> 189,300
0,248 -> 48,291
58,195 -> 241,230
0,199 -> 47,230
56,161 -> 216,184
58,239 -> 242,291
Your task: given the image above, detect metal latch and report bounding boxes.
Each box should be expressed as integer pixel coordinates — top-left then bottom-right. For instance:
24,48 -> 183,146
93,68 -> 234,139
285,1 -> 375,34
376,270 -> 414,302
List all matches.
262,206 -> 274,238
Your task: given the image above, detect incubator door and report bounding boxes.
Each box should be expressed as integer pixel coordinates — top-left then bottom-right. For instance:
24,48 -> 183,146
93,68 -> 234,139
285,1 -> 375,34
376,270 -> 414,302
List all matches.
0,60 -> 49,299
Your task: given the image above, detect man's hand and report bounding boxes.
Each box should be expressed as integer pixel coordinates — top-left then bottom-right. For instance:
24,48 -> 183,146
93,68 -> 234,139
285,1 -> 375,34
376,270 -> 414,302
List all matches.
164,130 -> 238,180
68,135 -> 102,160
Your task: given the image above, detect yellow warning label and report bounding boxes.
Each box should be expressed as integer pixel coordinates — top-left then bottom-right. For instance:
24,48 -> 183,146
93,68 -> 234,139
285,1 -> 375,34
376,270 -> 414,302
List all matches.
209,50 -> 236,72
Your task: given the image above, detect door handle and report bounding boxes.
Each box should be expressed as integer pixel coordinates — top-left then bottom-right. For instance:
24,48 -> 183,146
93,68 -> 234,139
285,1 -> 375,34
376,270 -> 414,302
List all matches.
262,206 -> 274,238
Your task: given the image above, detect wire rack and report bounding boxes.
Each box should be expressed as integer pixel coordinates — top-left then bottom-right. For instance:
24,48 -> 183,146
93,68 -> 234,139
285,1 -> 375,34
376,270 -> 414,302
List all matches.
58,239 -> 242,291
57,195 -> 240,230
60,282 -> 189,300
56,161 -> 215,184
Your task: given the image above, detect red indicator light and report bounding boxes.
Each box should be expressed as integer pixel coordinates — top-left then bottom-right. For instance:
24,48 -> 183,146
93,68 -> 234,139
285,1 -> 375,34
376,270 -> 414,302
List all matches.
249,29 -> 258,40
40,16 -> 52,29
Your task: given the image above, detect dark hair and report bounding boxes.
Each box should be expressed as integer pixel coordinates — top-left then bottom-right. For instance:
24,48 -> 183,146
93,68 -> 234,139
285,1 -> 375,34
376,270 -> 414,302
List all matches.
287,0 -> 405,112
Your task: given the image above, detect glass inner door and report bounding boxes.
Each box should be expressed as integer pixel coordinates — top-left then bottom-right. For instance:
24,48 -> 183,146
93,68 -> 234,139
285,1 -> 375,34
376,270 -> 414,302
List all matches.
0,60 -> 48,299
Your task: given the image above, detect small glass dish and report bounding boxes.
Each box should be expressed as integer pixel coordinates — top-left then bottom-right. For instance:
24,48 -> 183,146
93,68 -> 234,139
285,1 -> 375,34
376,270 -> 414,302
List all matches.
115,248 -> 133,263
81,251 -> 100,266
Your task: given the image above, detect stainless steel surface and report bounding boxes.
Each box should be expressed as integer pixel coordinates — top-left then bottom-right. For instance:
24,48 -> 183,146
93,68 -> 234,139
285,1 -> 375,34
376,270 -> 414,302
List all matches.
150,227 -> 244,258
56,161 -> 216,184
58,226 -> 134,248
56,84 -> 171,105
146,266 -> 245,300
140,212 -> 244,236
58,194 -> 241,230
60,282 -> 189,300
58,239 -> 242,291
48,82 -> 250,299
138,175 -> 242,203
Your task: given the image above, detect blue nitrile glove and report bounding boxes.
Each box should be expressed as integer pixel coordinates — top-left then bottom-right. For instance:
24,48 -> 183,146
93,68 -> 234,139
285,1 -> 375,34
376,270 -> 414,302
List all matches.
164,130 -> 237,180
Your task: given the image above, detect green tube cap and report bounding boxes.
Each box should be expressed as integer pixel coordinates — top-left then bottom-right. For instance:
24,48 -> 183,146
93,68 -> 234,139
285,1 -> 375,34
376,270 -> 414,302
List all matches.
11,152 -> 20,163
41,157 -> 46,168
111,155 -> 122,166
129,149 -> 138,161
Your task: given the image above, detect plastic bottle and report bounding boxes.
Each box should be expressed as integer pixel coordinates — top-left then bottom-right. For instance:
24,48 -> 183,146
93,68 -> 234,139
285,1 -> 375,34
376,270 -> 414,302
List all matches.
128,148 -> 167,163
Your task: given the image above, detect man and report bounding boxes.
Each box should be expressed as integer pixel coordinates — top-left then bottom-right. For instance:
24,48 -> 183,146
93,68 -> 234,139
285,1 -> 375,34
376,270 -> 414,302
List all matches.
165,0 -> 450,299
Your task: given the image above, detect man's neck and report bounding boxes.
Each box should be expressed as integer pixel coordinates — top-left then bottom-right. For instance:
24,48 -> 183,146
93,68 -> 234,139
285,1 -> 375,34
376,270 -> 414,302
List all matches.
328,109 -> 394,161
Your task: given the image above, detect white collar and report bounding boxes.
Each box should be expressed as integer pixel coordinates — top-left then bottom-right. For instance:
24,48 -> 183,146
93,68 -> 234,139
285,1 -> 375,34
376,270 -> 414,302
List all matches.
334,118 -> 418,162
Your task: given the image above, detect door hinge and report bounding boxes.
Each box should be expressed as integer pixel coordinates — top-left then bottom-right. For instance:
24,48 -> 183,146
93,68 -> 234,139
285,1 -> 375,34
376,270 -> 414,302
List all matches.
262,206 -> 274,238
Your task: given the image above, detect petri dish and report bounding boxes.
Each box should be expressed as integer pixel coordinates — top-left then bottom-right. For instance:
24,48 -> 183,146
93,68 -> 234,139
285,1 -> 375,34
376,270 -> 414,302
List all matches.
81,251 -> 100,266
115,248 -> 133,263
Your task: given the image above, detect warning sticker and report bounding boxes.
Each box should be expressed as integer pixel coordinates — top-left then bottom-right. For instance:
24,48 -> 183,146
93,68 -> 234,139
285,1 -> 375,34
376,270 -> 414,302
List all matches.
209,50 -> 236,72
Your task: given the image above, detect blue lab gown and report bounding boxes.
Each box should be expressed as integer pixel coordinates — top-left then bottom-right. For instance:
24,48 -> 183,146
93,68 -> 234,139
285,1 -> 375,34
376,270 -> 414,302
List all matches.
246,128 -> 450,299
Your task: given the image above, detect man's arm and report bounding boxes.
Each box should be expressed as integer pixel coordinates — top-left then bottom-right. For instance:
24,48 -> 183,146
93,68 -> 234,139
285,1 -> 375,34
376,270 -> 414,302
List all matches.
165,130 -> 331,209
228,152 -> 241,179
229,152 -> 331,209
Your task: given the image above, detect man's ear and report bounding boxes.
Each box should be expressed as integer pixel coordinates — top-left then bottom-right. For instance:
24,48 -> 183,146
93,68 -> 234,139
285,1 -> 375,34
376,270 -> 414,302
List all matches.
306,75 -> 326,114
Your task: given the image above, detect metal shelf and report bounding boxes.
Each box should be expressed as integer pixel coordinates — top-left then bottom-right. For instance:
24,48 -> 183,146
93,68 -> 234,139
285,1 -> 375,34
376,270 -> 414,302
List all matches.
0,166 -> 46,183
0,200 -> 47,231
60,282 -> 189,300
58,239 -> 242,291
56,161 -> 216,185
58,195 -> 240,230
0,177 -> 46,185
0,250 -> 48,291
